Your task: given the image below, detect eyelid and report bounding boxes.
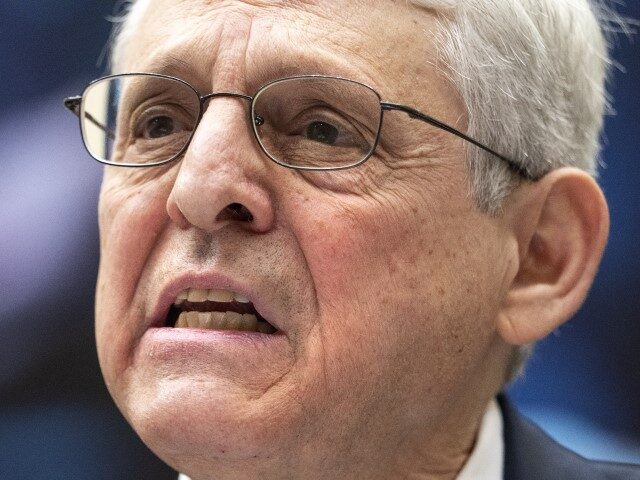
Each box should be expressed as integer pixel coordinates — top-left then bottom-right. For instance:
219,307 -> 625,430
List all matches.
294,106 -> 376,139
295,112 -> 373,151
129,101 -> 196,138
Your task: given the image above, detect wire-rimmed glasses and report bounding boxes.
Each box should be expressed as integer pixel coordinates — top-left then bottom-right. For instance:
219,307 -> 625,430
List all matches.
64,73 -> 535,179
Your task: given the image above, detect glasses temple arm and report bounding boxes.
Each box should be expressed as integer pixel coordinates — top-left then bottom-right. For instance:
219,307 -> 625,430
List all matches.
63,96 -> 116,141
381,102 -> 536,181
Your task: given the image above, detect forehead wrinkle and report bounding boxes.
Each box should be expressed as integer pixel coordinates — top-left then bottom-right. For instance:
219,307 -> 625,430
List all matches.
240,4 -> 438,98
124,0 -> 446,111
129,8 -> 387,95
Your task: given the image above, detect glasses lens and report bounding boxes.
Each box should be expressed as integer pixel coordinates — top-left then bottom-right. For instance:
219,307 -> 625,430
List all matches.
252,77 -> 381,169
81,75 -> 200,165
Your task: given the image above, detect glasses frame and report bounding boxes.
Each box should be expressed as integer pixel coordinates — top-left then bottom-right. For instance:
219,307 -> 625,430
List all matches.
64,72 -> 536,180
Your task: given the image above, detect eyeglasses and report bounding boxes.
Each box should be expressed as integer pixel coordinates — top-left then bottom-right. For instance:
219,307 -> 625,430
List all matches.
64,73 -> 534,179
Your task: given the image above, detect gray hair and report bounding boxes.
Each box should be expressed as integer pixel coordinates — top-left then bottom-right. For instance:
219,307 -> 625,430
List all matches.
108,0 -> 622,382
406,0 -> 621,381
409,0 -> 619,214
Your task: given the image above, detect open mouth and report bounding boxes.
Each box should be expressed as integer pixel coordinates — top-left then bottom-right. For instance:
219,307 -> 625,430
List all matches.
165,288 -> 277,334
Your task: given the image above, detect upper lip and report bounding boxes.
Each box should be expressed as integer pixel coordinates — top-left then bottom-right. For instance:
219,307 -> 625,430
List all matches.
148,271 -> 282,332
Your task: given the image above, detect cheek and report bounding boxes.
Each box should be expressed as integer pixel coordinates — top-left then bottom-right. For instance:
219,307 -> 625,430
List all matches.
95,174 -> 172,385
288,185 -> 504,423
297,192 -> 436,323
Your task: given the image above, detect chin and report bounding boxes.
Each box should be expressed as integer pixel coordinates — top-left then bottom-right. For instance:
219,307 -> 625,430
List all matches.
120,373 -> 297,469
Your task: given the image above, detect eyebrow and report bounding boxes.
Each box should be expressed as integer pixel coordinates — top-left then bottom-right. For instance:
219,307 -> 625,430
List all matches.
141,55 -> 195,79
136,48 -> 384,98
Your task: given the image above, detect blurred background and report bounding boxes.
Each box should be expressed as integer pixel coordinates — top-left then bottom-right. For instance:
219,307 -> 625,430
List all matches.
0,1 -> 637,479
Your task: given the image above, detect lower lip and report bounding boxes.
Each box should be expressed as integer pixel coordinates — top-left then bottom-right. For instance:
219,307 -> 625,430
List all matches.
136,327 -> 290,366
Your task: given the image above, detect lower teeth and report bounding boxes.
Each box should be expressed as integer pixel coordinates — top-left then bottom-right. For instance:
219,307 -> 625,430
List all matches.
174,311 -> 275,333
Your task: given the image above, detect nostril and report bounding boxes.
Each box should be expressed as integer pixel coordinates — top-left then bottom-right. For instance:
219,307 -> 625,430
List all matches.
217,203 -> 254,223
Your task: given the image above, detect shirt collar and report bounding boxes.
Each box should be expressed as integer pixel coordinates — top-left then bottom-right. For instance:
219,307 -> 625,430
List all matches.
456,398 -> 504,480
179,399 -> 504,480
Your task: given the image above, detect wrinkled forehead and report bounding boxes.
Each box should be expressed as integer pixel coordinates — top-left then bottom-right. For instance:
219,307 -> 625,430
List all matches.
117,0 -> 443,97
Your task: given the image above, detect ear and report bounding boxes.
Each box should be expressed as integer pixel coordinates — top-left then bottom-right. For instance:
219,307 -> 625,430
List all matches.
497,168 -> 610,345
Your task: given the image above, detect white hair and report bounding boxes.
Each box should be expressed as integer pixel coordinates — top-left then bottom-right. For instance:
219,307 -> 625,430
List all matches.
107,0 -> 148,73
406,0 -> 623,380
108,0 -> 622,381
408,0 -> 620,215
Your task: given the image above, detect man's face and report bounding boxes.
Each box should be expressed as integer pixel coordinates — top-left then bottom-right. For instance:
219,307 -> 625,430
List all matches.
96,0 -> 514,477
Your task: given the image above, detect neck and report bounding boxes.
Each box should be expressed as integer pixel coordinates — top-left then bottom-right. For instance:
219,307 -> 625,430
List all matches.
387,338 -> 511,480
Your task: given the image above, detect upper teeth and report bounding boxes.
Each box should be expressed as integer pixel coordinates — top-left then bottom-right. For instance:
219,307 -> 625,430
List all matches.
174,288 -> 250,305
170,288 -> 275,333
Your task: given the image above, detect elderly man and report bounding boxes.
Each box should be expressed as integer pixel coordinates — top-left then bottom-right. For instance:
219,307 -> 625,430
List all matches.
64,0 -> 639,479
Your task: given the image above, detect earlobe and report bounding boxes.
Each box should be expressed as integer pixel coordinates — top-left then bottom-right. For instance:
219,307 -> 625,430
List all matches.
497,168 -> 610,345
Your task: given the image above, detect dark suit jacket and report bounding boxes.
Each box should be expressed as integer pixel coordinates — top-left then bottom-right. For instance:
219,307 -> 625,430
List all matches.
499,395 -> 640,479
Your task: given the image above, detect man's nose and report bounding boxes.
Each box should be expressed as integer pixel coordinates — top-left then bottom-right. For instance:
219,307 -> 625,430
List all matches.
166,98 -> 275,233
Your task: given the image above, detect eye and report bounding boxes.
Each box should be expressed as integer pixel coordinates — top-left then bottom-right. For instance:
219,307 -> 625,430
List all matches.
306,121 -> 340,145
143,115 -> 177,139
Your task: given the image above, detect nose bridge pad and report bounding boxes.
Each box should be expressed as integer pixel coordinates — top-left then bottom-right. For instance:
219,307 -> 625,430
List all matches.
217,203 -> 254,223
